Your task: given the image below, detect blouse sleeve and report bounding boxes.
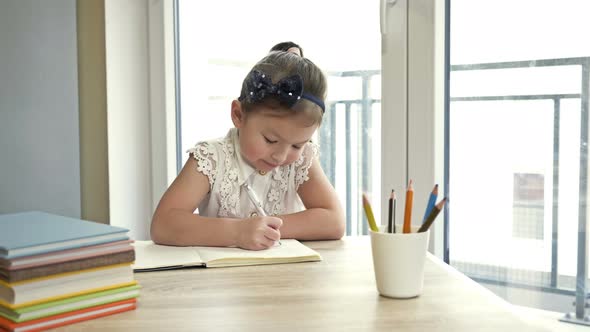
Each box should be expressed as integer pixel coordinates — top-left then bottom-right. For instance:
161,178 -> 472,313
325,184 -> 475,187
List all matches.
187,142 -> 218,191
294,141 -> 320,190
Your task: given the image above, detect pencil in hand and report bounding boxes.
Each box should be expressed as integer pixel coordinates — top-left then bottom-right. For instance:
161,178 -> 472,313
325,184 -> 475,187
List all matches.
362,193 -> 379,232
418,197 -> 447,233
403,179 -> 414,233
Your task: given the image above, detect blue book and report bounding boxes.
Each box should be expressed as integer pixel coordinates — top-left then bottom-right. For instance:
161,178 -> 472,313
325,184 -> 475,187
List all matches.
0,211 -> 129,259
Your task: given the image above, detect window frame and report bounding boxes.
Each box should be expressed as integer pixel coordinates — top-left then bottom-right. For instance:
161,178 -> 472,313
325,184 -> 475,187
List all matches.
381,0 -> 446,258
141,0 -> 446,256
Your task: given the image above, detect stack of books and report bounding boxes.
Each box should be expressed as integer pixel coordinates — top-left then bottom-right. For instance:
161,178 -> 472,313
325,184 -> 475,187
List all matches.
0,211 -> 139,331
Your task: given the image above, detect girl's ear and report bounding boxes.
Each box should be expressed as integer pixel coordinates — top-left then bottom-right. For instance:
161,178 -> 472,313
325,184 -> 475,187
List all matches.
231,100 -> 246,128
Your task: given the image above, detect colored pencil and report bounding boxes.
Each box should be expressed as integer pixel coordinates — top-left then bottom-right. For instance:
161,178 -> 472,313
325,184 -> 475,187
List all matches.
403,180 -> 414,233
422,184 -> 439,223
243,183 -> 281,245
387,190 -> 394,233
362,193 -> 379,232
393,190 -> 397,233
418,197 -> 447,233
243,183 -> 267,217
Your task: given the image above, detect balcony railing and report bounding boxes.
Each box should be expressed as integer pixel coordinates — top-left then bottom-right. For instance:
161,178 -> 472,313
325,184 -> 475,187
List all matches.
449,57 -> 590,320
320,57 -> 590,320
320,70 -> 380,237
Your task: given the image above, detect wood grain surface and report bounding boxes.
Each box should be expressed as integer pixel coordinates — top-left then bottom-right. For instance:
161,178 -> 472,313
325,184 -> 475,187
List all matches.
55,237 -> 548,331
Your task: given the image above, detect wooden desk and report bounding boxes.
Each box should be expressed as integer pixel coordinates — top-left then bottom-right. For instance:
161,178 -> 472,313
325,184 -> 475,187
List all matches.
57,237 -> 547,331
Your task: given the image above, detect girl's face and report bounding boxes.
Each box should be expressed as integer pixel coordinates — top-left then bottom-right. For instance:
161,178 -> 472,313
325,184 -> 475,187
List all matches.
231,101 -> 319,172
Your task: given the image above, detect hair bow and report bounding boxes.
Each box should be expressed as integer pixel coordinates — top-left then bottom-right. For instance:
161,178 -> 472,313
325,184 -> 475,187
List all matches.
242,70 -> 304,107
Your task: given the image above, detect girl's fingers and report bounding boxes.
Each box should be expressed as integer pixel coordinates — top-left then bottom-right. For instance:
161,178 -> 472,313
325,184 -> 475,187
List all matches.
267,228 -> 281,241
259,237 -> 275,249
266,217 -> 283,230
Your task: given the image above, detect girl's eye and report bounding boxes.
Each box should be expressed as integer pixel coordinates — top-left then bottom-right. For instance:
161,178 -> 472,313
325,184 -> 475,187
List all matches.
292,145 -> 302,150
264,136 -> 277,144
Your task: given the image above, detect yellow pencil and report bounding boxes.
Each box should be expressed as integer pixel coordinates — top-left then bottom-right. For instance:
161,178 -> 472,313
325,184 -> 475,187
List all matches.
362,193 -> 379,232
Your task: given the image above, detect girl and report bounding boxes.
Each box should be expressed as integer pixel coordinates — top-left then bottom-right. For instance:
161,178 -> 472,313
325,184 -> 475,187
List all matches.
270,41 -> 303,57
150,50 -> 345,250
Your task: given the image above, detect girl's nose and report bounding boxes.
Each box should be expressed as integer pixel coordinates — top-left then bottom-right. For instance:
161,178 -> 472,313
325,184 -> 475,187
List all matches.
271,149 -> 288,165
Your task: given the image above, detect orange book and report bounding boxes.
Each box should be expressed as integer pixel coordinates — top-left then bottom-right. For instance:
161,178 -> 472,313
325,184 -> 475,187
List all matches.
0,298 -> 136,332
403,180 -> 414,233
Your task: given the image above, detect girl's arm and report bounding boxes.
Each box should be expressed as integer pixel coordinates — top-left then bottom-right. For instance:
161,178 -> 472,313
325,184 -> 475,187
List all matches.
279,159 -> 345,240
150,157 -> 281,250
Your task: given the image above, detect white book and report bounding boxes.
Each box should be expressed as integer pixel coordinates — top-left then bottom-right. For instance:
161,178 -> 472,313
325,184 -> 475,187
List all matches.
132,239 -> 322,271
0,264 -> 135,307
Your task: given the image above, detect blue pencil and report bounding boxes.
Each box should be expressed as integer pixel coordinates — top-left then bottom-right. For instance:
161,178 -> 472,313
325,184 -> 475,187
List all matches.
422,184 -> 439,223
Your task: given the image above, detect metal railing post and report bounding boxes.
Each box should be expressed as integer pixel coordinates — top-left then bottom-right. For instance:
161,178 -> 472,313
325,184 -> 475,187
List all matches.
561,58 -> 590,325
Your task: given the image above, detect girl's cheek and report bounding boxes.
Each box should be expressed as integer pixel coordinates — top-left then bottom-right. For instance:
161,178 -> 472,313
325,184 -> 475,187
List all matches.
286,150 -> 303,165
243,142 -> 267,159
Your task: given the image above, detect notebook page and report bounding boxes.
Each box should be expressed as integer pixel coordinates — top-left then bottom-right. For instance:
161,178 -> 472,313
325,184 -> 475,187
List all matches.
197,239 -> 321,266
132,241 -> 204,271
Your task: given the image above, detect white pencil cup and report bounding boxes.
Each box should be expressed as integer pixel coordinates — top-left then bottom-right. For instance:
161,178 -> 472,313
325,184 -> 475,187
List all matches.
370,225 -> 430,298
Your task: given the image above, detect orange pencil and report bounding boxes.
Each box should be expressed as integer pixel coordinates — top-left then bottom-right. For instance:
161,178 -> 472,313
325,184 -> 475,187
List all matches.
403,179 -> 414,233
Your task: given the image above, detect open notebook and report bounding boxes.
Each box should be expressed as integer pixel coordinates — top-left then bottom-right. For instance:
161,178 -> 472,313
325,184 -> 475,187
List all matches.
132,239 -> 321,271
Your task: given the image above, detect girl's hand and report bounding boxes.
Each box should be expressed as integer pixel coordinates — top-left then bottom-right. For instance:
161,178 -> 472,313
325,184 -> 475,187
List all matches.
236,216 -> 282,250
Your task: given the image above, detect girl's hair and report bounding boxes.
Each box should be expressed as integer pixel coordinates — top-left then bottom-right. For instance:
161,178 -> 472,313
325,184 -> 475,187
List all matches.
238,51 -> 327,125
269,41 -> 304,57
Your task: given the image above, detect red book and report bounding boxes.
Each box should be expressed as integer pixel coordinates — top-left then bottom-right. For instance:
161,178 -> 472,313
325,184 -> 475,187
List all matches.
0,298 -> 136,332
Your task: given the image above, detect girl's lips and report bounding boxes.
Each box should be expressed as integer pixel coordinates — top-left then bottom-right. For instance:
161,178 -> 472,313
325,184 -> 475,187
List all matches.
262,160 -> 279,168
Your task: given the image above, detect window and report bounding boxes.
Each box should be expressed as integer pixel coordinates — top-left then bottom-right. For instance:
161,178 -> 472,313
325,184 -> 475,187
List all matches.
448,0 -> 590,317
176,0 -> 382,235
512,173 -> 545,240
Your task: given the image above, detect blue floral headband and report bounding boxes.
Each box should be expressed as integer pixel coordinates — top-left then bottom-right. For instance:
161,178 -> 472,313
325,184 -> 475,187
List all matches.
239,70 -> 325,113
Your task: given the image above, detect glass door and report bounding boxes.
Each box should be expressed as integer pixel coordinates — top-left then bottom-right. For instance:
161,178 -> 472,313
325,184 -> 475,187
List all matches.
176,0 -> 382,235
447,0 -> 590,319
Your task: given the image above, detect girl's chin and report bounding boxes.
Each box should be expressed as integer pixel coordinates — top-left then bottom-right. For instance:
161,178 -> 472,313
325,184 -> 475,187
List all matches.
258,160 -> 279,171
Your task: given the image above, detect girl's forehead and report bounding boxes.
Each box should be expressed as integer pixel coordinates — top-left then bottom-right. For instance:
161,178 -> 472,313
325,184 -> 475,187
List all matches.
247,111 -> 318,139
249,102 -> 321,123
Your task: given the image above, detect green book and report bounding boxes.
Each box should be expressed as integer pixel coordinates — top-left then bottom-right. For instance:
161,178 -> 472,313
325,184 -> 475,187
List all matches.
0,284 -> 140,323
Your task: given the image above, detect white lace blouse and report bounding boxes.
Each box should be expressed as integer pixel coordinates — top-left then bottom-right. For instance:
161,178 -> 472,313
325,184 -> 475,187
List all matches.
187,128 -> 319,218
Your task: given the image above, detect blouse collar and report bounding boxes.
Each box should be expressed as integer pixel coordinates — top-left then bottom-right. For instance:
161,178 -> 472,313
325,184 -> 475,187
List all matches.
230,128 -> 257,185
